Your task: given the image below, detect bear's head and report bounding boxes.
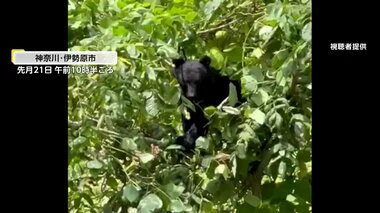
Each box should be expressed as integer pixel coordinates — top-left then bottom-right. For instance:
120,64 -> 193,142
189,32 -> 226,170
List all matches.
172,56 -> 212,101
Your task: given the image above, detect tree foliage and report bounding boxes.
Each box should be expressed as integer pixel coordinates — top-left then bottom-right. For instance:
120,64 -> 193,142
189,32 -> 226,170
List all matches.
68,0 -> 311,212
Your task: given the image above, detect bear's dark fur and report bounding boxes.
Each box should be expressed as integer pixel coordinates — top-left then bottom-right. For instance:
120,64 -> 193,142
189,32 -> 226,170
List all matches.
172,56 -> 245,151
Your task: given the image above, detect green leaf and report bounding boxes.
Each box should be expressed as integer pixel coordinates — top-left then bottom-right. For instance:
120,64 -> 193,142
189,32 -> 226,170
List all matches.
201,156 -> 213,168
297,149 -> 311,162
273,143 -> 282,153
204,0 -> 223,21
223,44 -> 243,62
215,30 -> 227,41
259,26 -> 274,40
272,49 -> 289,69
122,184 -> 140,203
242,76 -> 258,92
205,179 -> 220,194
222,106 -> 240,115
280,201 -> 295,213
81,193 -> 94,206
211,180 -> 235,203
267,0 -> 283,19
250,66 -> 264,82
79,36 -> 97,46
138,153 -> 155,164
71,21 -> 82,29
291,114 -> 307,123
302,22 -> 311,42
204,106 -> 217,117
99,17 -> 115,29
259,89 -> 270,104
146,95 -> 158,116
281,58 -> 295,79
117,0 -> 127,9
127,44 -> 139,58
236,142 -> 247,159
231,156 -> 237,177
276,70 -> 286,86
127,89 -> 141,102
146,66 -> 156,81
201,200 -> 217,213
185,11 -> 197,21
249,109 -> 266,125
286,195 -> 298,205
252,48 -> 264,59
251,90 -> 268,106
196,136 -> 209,150
215,164 -> 229,180
169,91 -> 181,106
294,178 -> 311,202
142,16 -> 153,27
129,11 -> 142,19
180,96 -> 196,112
209,47 -> 224,69
107,177 -> 118,190
244,194 -> 261,207
72,136 -> 86,146
269,160 -> 280,181
171,199 -> 186,212
74,197 -> 81,209
294,121 -> 304,138
307,83 -> 312,90
278,161 -> 287,176
262,182 -> 276,200
164,183 -> 185,198
238,123 -> 255,142
269,112 -> 283,129
113,26 -> 127,36
157,45 -> 179,58
87,159 -> 103,169
98,0 -> 106,11
121,138 -> 137,151
128,207 -> 138,213
228,82 -> 238,106
296,203 -> 311,213
138,193 -> 163,213
280,20 -> 292,40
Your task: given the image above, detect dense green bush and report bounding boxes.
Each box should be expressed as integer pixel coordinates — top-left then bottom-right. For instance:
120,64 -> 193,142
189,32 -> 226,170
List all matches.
68,0 -> 311,212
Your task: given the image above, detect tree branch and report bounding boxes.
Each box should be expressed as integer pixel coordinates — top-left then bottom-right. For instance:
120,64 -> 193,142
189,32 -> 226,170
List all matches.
197,19 -> 239,35
69,119 -> 164,147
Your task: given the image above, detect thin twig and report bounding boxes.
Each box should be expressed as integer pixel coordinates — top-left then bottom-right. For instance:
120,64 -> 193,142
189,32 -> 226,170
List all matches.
241,22 -> 256,68
197,19 -> 239,35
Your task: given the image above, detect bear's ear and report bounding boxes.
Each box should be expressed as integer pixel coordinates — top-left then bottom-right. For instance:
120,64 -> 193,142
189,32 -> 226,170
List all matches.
199,55 -> 211,67
172,58 -> 185,67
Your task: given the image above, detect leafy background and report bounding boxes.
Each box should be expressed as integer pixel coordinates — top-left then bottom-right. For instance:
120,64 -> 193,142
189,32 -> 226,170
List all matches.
68,0 -> 311,212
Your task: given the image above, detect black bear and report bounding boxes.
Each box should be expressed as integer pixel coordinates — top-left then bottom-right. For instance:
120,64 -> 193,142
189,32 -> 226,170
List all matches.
172,55 -> 245,152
